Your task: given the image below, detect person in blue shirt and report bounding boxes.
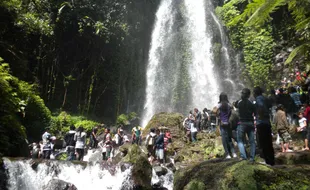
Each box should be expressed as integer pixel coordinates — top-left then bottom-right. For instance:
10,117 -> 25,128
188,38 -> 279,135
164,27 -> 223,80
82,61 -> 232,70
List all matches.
253,86 -> 275,166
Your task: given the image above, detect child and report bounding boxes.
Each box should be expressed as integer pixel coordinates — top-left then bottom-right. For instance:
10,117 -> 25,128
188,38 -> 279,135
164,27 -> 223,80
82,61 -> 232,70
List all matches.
297,112 -> 309,150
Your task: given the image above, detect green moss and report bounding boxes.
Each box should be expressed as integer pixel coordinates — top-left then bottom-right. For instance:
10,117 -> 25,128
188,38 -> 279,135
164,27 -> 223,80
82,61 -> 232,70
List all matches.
184,180 -> 206,190
121,145 -> 152,190
220,161 -> 271,190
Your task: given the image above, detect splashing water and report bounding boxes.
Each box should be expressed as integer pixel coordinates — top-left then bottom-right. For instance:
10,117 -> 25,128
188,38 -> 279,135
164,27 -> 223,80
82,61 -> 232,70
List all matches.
3,158 -> 133,190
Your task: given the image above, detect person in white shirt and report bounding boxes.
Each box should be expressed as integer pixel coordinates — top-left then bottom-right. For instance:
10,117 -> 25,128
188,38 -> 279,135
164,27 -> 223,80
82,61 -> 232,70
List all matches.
297,112 -> 309,150
74,126 -> 87,161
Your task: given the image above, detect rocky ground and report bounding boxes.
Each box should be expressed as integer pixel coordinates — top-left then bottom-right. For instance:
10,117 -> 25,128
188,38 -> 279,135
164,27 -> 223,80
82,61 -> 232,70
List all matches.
144,112 -> 310,190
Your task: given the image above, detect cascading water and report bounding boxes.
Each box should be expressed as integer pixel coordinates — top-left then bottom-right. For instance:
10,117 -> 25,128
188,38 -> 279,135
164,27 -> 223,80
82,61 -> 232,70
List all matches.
142,0 -> 237,127
3,158 -> 133,190
183,0 -> 219,109
142,0 -> 175,128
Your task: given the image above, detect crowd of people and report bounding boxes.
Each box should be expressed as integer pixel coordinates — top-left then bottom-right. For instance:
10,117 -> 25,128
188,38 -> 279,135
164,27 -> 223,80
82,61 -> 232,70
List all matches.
181,69 -> 310,166
29,122 -> 173,164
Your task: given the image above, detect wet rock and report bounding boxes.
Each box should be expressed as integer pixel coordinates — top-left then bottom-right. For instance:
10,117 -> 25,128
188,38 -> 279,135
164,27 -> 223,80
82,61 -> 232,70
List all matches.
121,144 -> 152,189
275,151 -> 310,165
174,160 -> 310,190
153,166 -> 168,176
44,179 -> 77,190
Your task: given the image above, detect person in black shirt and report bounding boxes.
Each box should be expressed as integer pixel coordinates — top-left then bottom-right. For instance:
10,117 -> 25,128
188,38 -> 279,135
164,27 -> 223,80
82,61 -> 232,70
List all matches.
235,88 -> 256,162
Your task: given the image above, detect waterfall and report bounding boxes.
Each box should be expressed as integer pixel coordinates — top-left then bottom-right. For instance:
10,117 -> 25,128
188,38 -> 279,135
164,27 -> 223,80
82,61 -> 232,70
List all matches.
142,0 -> 230,127
142,0 -> 175,128
184,0 -> 219,109
3,158 -> 133,190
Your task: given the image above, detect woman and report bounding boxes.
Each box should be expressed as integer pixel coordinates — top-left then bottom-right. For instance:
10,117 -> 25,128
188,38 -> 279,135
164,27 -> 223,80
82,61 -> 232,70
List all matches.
74,126 -> 87,161
215,92 -> 236,159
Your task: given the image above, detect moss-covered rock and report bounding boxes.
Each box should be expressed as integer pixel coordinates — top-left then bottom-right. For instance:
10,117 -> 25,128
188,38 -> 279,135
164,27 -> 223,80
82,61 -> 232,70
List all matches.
184,180 -> 206,190
275,152 -> 310,165
121,144 -> 152,189
174,159 -> 310,190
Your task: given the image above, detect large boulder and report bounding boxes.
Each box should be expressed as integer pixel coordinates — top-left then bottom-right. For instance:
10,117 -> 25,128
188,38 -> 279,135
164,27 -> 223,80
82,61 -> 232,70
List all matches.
174,159 -> 310,190
144,112 -> 225,165
121,144 -> 152,189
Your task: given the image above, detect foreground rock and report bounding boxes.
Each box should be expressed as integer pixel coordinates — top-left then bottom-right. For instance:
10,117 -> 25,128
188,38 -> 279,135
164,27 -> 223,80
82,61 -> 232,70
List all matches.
44,179 -> 77,190
174,159 -> 310,190
121,144 -> 152,189
275,151 -> 310,165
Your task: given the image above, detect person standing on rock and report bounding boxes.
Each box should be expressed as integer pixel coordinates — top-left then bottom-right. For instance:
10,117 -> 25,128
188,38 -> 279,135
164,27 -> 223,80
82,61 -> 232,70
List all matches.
99,128 -> 112,161
89,126 -> 98,150
155,128 -> 165,164
132,126 -> 142,145
254,86 -> 275,166
235,88 -> 256,162
304,102 -> 310,150
274,104 -> 293,153
145,128 -> 157,160
214,92 -> 237,159
194,108 -> 202,131
297,112 -> 309,151
74,126 -> 87,161
42,127 -> 52,159
64,125 -> 76,161
189,111 -> 198,142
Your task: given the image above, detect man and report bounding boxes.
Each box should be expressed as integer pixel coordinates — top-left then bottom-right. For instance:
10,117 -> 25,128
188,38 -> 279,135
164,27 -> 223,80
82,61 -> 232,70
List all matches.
90,126 -> 99,149
155,128 -> 165,163
235,88 -> 256,162
194,108 -> 202,131
145,128 -> 157,161
42,128 -> 52,159
132,126 -> 142,145
274,104 -> 292,152
64,125 -> 76,160
202,108 -> 210,130
254,86 -> 275,166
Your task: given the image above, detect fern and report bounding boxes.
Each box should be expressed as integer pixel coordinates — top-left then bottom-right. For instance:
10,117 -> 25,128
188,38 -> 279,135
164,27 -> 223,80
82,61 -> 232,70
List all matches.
285,43 -> 310,65
229,0 -> 288,26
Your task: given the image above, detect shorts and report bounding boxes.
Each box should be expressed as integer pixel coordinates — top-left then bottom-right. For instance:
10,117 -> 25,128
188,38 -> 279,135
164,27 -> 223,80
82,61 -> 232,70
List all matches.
301,130 -> 307,140
279,131 -> 292,143
156,149 -> 164,160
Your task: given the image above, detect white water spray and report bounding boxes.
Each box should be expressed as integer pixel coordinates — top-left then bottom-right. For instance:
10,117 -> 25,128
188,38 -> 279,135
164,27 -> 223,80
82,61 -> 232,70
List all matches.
4,158 -> 133,190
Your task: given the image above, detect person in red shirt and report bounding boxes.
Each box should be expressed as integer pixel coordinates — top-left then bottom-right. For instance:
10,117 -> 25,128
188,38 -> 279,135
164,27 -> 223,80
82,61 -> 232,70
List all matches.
304,102 -> 310,146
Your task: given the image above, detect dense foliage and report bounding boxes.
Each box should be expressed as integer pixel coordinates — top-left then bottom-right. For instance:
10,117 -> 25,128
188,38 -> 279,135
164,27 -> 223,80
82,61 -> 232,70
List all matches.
216,0 -> 310,90
0,0 -> 158,121
0,58 -> 51,156
50,111 -> 99,138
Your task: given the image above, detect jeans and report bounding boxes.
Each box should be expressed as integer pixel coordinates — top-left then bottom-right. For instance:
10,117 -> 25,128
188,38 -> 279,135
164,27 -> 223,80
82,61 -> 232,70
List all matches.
256,123 -> 275,165
220,124 -> 235,156
191,132 -> 197,142
237,122 -> 255,161
66,146 -> 76,161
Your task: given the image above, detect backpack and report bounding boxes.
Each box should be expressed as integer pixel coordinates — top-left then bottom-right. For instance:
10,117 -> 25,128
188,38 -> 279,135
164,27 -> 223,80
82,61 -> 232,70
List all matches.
148,135 -> 156,145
